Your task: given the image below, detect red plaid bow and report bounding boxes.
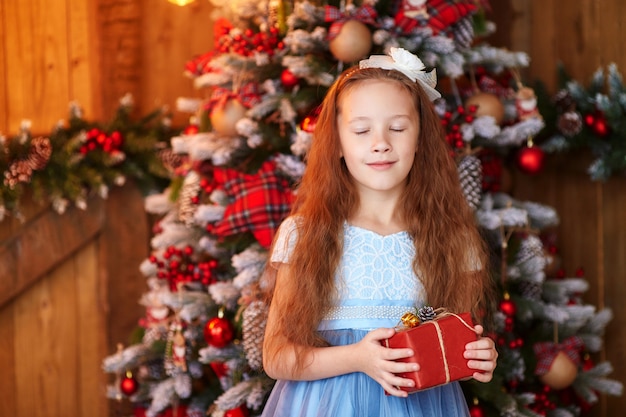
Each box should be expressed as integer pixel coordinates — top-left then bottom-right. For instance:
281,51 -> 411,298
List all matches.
207,83 -> 262,113
533,336 -> 583,375
325,5 -> 378,40
394,0 -> 477,35
209,160 -> 293,248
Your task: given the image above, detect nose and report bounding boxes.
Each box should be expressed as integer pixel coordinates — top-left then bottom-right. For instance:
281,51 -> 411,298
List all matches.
371,132 -> 391,153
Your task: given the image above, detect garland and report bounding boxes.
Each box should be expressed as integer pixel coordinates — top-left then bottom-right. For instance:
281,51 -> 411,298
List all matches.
0,95 -> 175,221
540,64 -> 626,180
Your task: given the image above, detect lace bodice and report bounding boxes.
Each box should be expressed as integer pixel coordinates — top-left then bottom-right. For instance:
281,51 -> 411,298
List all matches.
271,217 -> 425,330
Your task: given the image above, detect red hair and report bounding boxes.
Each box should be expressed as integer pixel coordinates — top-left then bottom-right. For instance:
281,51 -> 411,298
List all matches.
264,67 -> 493,370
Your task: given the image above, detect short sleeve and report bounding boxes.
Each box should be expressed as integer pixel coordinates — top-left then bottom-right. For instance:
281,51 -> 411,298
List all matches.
270,216 -> 299,267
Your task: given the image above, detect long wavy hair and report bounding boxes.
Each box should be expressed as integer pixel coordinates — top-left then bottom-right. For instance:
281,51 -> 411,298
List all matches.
264,66 -> 492,369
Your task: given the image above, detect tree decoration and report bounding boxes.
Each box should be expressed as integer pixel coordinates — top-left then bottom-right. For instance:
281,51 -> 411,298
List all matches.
204,310 -> 235,348
465,91 -> 505,125
280,68 -> 299,90
120,370 -> 140,396
516,137 -> 545,175
224,405 -> 250,417
542,63 -> 626,180
0,99 -> 172,221
498,292 -> 516,317
325,5 -> 377,63
534,336 -> 583,390
457,153 -> 483,210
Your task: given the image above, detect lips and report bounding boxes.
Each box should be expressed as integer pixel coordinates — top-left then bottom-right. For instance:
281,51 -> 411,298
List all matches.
367,161 -> 396,169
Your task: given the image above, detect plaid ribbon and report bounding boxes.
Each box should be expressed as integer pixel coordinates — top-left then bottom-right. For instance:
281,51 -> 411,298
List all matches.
325,5 -> 378,40
533,336 -> 583,375
209,160 -> 293,248
394,0 -> 477,35
208,83 -> 261,113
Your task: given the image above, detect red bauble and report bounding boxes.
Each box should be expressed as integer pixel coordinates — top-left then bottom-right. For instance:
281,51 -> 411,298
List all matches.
517,145 -> 545,175
499,298 -> 517,317
184,124 -> 199,135
301,114 -> 318,133
280,69 -> 299,90
120,372 -> 139,396
468,404 -> 486,417
224,405 -> 250,417
593,118 -> 609,136
204,316 -> 235,348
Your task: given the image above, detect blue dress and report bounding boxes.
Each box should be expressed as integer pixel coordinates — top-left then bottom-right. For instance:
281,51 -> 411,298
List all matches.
261,218 -> 470,417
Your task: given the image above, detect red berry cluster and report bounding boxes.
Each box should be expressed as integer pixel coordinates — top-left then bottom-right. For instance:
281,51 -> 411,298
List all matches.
216,27 -> 284,57
583,110 -> 610,137
150,245 -> 218,290
440,105 -> 477,152
528,385 -> 557,415
80,128 -> 123,155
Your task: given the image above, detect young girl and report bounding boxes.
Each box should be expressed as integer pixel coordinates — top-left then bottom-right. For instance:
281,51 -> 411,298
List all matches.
261,48 -> 497,417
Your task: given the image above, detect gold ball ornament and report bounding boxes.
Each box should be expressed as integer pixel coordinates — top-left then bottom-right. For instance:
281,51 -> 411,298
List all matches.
539,351 -> 578,390
210,98 -> 247,136
329,20 -> 372,63
465,92 -> 505,125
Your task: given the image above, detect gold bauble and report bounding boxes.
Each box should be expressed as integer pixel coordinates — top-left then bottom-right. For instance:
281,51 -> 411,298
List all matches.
329,20 -> 372,63
465,92 -> 505,125
210,98 -> 247,137
539,351 -> 578,390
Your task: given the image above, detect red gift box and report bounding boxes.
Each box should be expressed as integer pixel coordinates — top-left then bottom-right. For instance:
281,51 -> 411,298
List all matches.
383,311 -> 478,392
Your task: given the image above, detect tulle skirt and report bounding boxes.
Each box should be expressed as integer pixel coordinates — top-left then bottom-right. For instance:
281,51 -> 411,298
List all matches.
261,329 -> 470,417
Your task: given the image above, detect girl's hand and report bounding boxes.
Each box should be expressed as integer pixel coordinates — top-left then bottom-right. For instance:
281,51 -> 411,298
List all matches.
354,327 -> 419,398
464,325 -> 498,383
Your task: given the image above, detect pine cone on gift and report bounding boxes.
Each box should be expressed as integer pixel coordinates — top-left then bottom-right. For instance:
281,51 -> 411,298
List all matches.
242,300 -> 269,371
417,306 -> 436,322
457,154 -> 483,210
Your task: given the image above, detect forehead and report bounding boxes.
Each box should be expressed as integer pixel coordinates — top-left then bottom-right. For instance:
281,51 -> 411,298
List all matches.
338,79 -> 416,116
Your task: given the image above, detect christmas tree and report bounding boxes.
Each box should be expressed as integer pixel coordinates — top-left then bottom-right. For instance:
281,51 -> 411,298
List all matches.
102,1 -> 622,416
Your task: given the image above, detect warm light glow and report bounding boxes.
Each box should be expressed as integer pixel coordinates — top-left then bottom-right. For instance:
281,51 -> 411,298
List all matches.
168,0 -> 196,5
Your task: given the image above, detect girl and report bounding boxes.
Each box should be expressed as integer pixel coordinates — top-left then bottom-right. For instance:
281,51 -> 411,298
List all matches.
261,48 -> 497,417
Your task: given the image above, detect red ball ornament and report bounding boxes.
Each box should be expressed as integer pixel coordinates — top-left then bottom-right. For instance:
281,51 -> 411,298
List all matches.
468,404 -> 486,417
280,69 -> 299,90
224,405 -> 250,417
499,298 -> 516,317
204,316 -> 235,348
517,145 -> 545,175
120,371 -> 139,396
593,118 -> 610,136
584,113 -> 595,127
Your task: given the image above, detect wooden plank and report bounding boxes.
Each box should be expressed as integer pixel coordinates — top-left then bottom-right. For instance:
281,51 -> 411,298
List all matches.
140,0 -> 214,126
76,242 -> 109,417
602,177 -> 626,414
68,0 -> 103,120
0,196 -> 104,308
0,0 -> 7,133
0,302 -> 16,416
4,0 -> 70,134
527,0 -> 557,90
14,258 -> 78,416
101,184 -> 151,353
97,0 -> 142,120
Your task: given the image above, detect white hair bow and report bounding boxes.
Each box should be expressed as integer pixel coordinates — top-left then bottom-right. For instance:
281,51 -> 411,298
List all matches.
359,47 -> 441,101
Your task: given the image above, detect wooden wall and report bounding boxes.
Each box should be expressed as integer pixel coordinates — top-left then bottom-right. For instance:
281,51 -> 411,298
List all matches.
0,0 -> 625,416
0,185 -> 150,417
490,1 -> 626,415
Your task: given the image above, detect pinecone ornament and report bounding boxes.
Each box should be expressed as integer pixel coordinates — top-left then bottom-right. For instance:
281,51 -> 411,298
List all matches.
557,111 -> 583,137
451,17 -> 474,49
4,160 -> 34,188
28,136 -> 52,170
178,171 -> 201,226
516,235 -> 544,265
417,306 -> 436,322
457,154 -> 483,210
553,89 -> 576,112
159,148 -> 184,173
242,300 -> 268,371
